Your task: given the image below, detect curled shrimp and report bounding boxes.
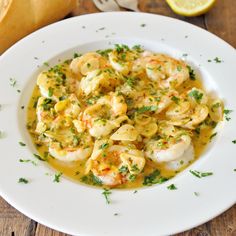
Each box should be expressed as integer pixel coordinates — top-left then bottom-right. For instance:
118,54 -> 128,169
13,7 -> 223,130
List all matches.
79,69 -> 120,96
134,89 -> 178,114
108,47 -> 139,75
86,140 -> 145,186
37,72 -> 67,102
145,54 -> 189,89
70,52 -> 107,76
166,89 -> 209,129
82,92 -> 128,137
35,97 -> 55,133
145,134 -> 194,171
49,142 -> 92,162
97,92 -> 127,116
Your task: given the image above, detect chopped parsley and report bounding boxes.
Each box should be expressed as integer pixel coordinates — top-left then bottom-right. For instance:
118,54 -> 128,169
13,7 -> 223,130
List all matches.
41,98 -> 53,111
171,96 -> 180,104
131,164 -> 139,172
114,44 -> 130,53
48,87 -> 53,97
214,57 -> 222,63
129,174 -> 136,181
224,109 -> 233,121
210,132 -> 217,140
132,45 -> 144,53
99,143 -> 109,150
19,159 -> 37,166
96,49 -> 112,57
73,52 -> 82,58
9,78 -> 17,87
124,76 -> 137,88
140,23 -> 146,27
87,63 -> 91,68
188,90 -> 203,103
187,65 -> 196,80
143,170 -> 168,186
194,192 -> 200,196
18,178 -> 29,184
43,62 -> 49,67
81,173 -> 103,186
72,135 -> 80,147
232,140 -> 236,144
19,141 -> 26,146
136,106 -> 158,113
167,184 -> 177,190
189,170 -> 213,178
98,27 -> 105,31
53,172 -> 63,183
211,102 -> 220,112
33,153 -> 45,161
177,65 -> 182,71
133,190 -> 138,194
86,95 -> 101,105
102,189 -> 112,204
119,165 -> 128,174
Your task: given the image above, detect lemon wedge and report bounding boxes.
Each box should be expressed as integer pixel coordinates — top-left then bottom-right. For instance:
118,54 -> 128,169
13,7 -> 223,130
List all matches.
166,0 -> 216,17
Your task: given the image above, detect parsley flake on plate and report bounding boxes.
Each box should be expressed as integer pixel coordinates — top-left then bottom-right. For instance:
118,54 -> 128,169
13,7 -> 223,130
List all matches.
189,170 -> 213,178
167,184 -> 177,190
18,178 -> 29,184
19,141 -> 26,146
102,189 -> 112,204
53,172 -> 63,183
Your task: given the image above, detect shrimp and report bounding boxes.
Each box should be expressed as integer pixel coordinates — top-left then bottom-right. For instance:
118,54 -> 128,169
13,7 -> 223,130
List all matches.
208,99 -> 224,122
97,92 -> 127,116
166,100 -> 191,120
79,69 -> 120,96
110,124 -> 138,141
134,89 -> 178,114
108,47 -> 138,75
166,102 -> 209,130
187,87 -> 208,105
82,93 -> 128,137
70,52 -> 107,76
49,141 -> 92,162
183,105 -> 209,129
54,94 -> 81,119
166,88 -> 209,129
145,134 -> 194,170
145,54 -> 189,89
35,97 -> 55,133
37,72 -> 67,102
86,140 -> 145,186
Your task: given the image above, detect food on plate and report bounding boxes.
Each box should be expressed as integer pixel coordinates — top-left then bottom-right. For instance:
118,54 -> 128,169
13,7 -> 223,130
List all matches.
27,44 -> 223,188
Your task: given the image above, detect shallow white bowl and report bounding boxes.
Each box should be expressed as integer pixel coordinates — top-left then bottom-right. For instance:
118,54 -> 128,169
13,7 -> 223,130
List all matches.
0,12 -> 235,236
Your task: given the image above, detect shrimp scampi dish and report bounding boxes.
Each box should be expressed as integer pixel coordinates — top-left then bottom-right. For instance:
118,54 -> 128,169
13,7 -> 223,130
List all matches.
27,44 -> 224,188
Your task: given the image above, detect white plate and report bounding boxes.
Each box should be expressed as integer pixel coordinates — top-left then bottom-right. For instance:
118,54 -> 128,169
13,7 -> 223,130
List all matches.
0,12 -> 235,236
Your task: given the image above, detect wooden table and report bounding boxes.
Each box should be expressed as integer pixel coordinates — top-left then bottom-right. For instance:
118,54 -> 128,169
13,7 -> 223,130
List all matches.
0,0 -> 235,235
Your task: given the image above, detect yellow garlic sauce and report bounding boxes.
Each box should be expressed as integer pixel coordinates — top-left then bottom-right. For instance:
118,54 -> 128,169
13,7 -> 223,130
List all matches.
27,61 -> 215,189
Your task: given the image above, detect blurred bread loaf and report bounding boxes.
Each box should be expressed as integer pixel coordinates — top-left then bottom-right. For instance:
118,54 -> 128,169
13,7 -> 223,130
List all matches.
0,0 -> 77,54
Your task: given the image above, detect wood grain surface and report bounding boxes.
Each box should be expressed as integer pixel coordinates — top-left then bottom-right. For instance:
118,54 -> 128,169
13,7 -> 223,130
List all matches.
0,0 -> 235,235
